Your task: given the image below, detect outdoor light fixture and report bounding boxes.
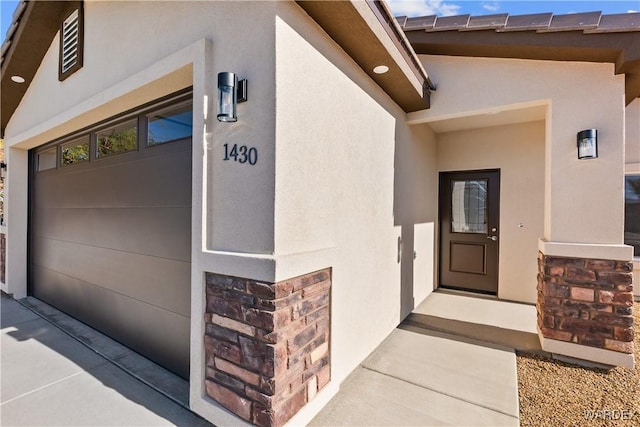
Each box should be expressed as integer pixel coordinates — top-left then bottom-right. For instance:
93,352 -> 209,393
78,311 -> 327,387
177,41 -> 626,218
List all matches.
217,72 -> 247,122
577,129 -> 598,160
373,65 -> 389,74
0,162 -> 6,180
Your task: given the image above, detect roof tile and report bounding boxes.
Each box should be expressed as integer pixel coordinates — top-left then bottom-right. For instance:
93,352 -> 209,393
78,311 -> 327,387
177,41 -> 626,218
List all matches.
403,15 -> 436,31
584,12 -> 640,33
430,14 -> 470,31
462,13 -> 508,30
499,12 -> 553,32
538,11 -> 601,32
396,11 -> 640,35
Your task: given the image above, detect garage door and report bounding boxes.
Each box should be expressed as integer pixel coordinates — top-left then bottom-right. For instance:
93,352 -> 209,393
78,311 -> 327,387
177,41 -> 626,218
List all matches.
30,93 -> 192,378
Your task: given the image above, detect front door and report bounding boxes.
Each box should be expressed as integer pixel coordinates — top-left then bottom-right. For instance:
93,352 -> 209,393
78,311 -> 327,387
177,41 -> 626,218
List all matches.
439,170 -> 500,294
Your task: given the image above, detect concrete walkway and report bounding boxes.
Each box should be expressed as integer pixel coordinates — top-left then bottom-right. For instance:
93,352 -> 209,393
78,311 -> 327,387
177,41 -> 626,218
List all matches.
311,327 -> 519,426
0,293 -> 212,427
406,291 -> 540,352
310,295 -> 522,426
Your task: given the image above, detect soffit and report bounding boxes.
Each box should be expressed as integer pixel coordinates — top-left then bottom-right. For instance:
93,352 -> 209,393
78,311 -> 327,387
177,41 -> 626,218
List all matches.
1,1 -> 80,137
427,104 -> 547,134
296,0 -> 430,112
399,11 -> 640,105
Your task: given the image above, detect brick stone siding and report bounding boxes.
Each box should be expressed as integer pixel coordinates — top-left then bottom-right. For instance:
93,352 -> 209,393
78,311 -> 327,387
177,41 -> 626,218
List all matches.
204,268 -> 331,427
537,252 -> 634,354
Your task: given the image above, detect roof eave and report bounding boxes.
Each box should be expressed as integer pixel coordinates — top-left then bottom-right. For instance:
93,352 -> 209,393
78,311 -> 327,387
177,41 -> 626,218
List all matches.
296,0 -> 431,112
401,12 -> 640,105
1,1 -> 79,138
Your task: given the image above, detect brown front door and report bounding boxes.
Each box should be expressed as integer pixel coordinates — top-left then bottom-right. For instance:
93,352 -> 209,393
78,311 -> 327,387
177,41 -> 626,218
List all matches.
439,170 -> 500,294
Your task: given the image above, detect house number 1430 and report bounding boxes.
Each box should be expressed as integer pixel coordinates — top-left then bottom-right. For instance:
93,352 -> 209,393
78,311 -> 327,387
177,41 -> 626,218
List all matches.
223,143 -> 258,165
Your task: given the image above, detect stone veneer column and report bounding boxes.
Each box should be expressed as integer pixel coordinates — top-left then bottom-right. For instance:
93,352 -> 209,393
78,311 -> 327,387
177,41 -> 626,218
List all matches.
204,268 -> 331,427
537,252 -> 634,366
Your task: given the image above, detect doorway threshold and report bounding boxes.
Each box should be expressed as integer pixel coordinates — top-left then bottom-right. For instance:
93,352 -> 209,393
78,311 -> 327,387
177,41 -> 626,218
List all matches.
404,291 -> 540,352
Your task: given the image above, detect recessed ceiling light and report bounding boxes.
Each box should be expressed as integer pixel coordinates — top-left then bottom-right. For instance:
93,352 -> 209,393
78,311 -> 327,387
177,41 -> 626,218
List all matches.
373,65 -> 389,74
11,75 -> 25,83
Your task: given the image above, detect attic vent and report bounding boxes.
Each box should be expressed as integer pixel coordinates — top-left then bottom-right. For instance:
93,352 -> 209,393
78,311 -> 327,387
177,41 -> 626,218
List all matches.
59,5 -> 83,81
62,10 -> 79,72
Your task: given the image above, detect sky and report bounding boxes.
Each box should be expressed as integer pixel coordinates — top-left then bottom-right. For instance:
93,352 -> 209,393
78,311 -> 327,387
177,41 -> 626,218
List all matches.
1,0 -> 19,44
1,0 -> 639,45
386,0 -> 639,18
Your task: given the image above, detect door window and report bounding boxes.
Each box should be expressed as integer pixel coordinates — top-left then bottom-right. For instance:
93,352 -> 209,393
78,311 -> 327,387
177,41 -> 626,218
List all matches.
451,180 -> 487,234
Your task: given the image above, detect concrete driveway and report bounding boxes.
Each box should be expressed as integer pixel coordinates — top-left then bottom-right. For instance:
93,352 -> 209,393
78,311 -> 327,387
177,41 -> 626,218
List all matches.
0,293 -> 212,427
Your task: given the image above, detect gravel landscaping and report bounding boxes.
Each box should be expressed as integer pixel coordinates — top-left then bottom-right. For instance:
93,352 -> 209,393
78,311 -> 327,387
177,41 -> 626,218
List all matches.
517,302 -> 639,426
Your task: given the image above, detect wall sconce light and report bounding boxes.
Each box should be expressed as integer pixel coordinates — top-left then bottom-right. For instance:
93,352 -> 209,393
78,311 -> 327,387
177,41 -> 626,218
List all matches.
0,162 -> 6,180
577,129 -> 598,160
217,72 -> 247,122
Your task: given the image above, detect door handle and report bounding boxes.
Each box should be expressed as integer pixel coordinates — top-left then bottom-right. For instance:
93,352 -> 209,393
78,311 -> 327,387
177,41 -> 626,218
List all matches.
487,235 -> 498,241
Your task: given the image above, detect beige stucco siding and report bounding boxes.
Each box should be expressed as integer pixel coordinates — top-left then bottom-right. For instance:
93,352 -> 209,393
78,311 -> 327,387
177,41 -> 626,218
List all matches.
275,10 -> 401,382
394,123 -> 439,307
412,55 -> 626,248
437,121 -> 545,303
272,7 -> 438,422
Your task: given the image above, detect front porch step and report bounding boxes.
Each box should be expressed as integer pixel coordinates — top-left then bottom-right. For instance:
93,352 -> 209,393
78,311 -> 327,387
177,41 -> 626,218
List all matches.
404,291 -> 542,352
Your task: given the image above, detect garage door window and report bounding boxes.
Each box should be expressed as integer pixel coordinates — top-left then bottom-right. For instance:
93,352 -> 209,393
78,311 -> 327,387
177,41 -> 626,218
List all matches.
147,103 -> 193,146
61,137 -> 89,166
37,148 -> 57,171
35,90 -> 191,171
96,120 -> 138,158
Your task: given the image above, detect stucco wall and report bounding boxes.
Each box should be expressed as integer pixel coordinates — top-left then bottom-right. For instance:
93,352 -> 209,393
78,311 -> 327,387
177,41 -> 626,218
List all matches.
437,121 -> 545,303
412,55 -> 627,249
626,98 -> 640,167
272,5 -> 438,423
395,123 -> 439,307
275,9 -> 400,383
